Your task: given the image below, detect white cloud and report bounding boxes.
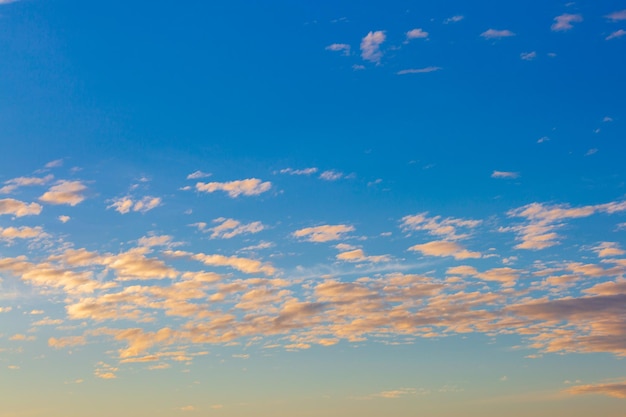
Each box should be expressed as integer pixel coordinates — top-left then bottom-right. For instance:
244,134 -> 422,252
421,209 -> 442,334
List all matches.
406,28 -> 428,40
108,196 -> 162,214
409,240 -> 481,260
397,67 -> 442,75
360,31 -> 386,63
551,14 -> 583,31
444,15 -> 464,24
336,249 -> 390,263
293,224 -> 354,242
186,171 -> 211,180
491,171 -> 520,179
0,198 -> 43,217
400,212 -> 481,240
0,226 -> 47,242
585,148 -> 598,156
279,167 -> 318,175
39,181 -> 87,206
520,51 -> 537,61
605,10 -> 626,21
44,159 -> 63,168
196,178 -> 271,197
0,174 -> 53,194
319,170 -> 344,181
58,215 -> 70,223
205,218 -> 265,239
606,29 -> 626,40
480,29 -> 515,39
325,43 -> 351,55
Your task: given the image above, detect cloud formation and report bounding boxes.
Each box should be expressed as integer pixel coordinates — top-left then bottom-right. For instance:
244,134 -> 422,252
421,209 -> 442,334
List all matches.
360,31 -> 386,63
0,198 -> 43,217
108,196 -> 162,214
551,14 -> 583,31
39,181 -> 87,206
196,178 -> 271,197
293,224 -> 354,242
480,29 -> 515,39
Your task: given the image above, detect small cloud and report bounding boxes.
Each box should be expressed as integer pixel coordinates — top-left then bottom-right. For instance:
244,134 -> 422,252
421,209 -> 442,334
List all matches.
293,224 -> 354,242
180,406 -> 196,412
319,170 -> 343,181
44,159 -> 63,168
606,29 -> 626,40
39,181 -> 87,206
605,10 -> 626,21
480,29 -> 515,39
279,167 -> 318,175
397,66 -> 442,75
352,64 -> 366,71
360,30 -> 386,63
325,43 -> 351,56
551,14 -> 582,31
444,15 -> 464,24
585,148 -> 598,156
8,365 -> 20,370
58,215 -> 70,223
500,376 -> 508,382
520,51 -> 537,60
406,28 -> 428,40
603,116 -> 613,122
108,196 -> 162,214
537,136 -> 550,143
196,178 -> 272,197
186,171 -> 211,180
565,381 -> 626,399
547,52 -> 557,57
0,307 -> 12,313
491,171 -> 520,179
409,240 -> 481,260
0,198 -> 43,217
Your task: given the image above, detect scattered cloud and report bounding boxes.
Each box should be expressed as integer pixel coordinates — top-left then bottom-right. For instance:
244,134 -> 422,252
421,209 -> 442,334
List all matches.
186,171 -> 211,180
108,196 -> 162,214
196,218 -> 265,239
58,215 -> 70,223
606,29 -> 626,40
410,240 -> 481,260
491,171 -> 520,179
480,29 -> 515,39
293,224 -> 354,242
520,51 -> 537,61
400,212 -> 481,240
0,198 -> 43,217
180,406 -> 196,412
44,159 -> 63,168
325,43 -> 351,55
39,181 -> 87,206
605,10 -> 626,21
537,136 -> 550,143
0,226 -> 47,242
406,28 -> 428,40
319,170 -> 344,181
444,15 -> 464,24
279,167 -> 318,175
336,249 -> 391,263
397,67 -> 442,75
565,381 -> 626,398
585,148 -> 598,156
551,14 -> 582,31
0,174 -> 53,194
360,31 -> 386,63
196,178 -> 271,197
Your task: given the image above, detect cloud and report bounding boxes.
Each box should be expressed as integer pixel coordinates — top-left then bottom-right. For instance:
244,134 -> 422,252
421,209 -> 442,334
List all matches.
186,170 -> 211,179
202,217 -> 265,239
180,406 -> 196,412
520,51 -> 537,61
325,43 -> 351,55
44,159 -> 63,168
293,224 -> 354,242
0,174 -> 53,194
605,10 -> 626,21
39,181 -> 87,206
319,170 -> 343,181
406,28 -> 428,40
0,226 -> 47,242
58,215 -> 70,223
565,381 -> 626,398
360,31 -> 386,63
397,67 -> 442,75
480,29 -> 515,39
167,250 -> 275,276
585,148 -> 598,156
594,242 -> 625,258
606,29 -> 626,40
551,14 -> 583,31
400,212 -> 481,240
491,171 -> 520,179
196,178 -> 271,197
279,167 -> 318,175
0,198 -> 43,217
409,240 -> 481,260
108,196 -> 162,214
336,249 -> 391,263
444,15 -> 464,24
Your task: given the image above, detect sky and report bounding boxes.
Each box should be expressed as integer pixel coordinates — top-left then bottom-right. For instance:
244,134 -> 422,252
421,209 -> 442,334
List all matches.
1,0 -> 626,416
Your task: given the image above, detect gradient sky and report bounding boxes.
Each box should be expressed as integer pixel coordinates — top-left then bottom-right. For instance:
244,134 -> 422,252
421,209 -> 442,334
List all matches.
1,1 -> 626,416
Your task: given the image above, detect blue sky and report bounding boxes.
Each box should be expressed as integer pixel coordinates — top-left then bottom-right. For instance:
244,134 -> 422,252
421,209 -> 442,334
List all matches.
1,1 -> 626,416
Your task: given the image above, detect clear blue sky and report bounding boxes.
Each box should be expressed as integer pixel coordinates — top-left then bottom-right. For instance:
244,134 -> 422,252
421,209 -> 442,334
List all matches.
1,1 -> 626,416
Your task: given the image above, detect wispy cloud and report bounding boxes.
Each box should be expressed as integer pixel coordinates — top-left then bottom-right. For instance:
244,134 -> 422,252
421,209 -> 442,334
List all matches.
606,29 -> 626,40
360,31 -> 386,63
444,15 -> 464,24
410,240 -> 481,260
108,196 -> 162,214
491,170 -> 520,179
480,29 -> 515,39
195,178 -> 272,197
565,381 -> 626,398
406,28 -> 428,40
520,51 -> 537,61
293,224 -> 354,242
551,14 -> 582,31
39,181 -> 87,206
0,175 -> 54,194
195,217 -> 265,239
605,10 -> 626,21
186,170 -> 211,180
397,67 -> 442,75
325,43 -> 351,56
319,170 -> 343,181
279,167 -> 318,175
